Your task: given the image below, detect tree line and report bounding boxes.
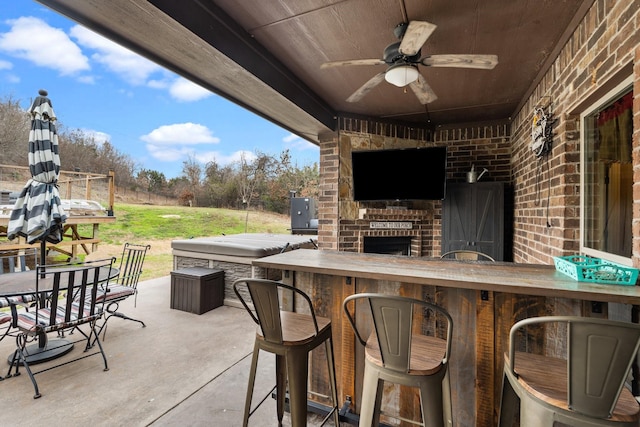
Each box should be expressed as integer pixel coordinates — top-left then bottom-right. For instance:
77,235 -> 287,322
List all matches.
0,95 -> 319,214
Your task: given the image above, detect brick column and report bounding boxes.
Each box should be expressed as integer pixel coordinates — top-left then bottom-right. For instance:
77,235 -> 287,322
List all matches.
318,132 -> 339,250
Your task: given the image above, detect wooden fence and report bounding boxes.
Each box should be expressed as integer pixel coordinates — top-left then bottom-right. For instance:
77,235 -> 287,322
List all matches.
0,165 -> 116,259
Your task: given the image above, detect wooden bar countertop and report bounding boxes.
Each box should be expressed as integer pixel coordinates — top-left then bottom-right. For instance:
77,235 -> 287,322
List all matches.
253,249 -> 640,305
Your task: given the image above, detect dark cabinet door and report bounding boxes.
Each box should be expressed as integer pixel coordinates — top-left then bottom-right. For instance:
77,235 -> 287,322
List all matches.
443,182 -> 504,261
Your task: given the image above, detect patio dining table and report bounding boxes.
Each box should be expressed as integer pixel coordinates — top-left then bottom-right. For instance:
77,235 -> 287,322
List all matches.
0,264 -> 119,365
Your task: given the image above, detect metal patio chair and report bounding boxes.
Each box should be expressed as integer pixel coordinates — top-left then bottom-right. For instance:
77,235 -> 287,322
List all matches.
0,248 -> 39,342
5,257 -> 116,398
95,243 -> 150,339
233,278 -> 340,427
499,316 -> 640,426
0,248 -> 39,306
343,293 -> 454,427
0,248 -> 38,274
0,311 -> 10,334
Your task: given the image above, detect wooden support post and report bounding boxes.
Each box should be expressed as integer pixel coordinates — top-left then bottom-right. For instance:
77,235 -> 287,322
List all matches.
280,269 -> 294,311
108,170 -> 115,216
633,305 -> 640,395
85,175 -> 91,199
476,289 -> 495,426
92,223 -> 99,252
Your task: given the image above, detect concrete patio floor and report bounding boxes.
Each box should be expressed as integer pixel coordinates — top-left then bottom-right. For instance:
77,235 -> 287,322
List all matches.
0,276 -> 338,426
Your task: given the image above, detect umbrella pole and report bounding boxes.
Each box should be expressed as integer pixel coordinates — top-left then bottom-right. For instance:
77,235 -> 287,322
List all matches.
40,238 -> 46,278
40,239 -> 45,265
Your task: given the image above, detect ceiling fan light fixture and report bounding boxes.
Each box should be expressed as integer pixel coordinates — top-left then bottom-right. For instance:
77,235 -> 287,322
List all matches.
385,64 -> 419,87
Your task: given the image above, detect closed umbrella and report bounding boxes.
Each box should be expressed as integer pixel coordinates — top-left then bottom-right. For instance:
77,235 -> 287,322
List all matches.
5,90 -> 71,365
7,89 -> 67,267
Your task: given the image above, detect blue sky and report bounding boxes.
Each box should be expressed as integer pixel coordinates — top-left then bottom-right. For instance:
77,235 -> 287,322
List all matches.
0,1 -> 319,179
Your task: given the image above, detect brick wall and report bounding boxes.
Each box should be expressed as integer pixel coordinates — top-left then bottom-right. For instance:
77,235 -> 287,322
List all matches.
340,208 -> 433,256
434,124 -> 511,183
318,120 -> 512,255
509,1 -> 640,265
318,132 -> 339,250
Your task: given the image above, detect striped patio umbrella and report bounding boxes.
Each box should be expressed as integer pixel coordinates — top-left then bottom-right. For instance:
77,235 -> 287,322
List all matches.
7,90 -> 67,263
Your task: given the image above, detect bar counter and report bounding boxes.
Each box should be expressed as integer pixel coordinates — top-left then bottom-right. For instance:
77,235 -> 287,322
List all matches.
253,249 -> 640,426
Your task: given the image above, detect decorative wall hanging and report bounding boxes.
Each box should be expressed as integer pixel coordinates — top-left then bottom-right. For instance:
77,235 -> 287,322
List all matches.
530,105 -> 555,157
531,101 -> 556,228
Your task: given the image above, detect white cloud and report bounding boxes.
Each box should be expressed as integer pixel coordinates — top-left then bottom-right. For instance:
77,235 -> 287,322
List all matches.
77,75 -> 95,84
196,150 -> 256,166
169,77 -> 212,102
283,132 -> 318,151
145,145 -> 251,166
1,18 -> 213,101
0,17 -> 89,75
80,129 -> 111,146
142,122 -> 251,167
146,144 -> 193,162
148,78 -> 169,90
70,25 -> 161,85
117,88 -> 134,98
141,122 -> 220,145
5,73 -> 20,83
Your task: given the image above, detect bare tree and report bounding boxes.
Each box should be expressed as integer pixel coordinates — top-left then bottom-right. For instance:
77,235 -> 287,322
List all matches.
97,140 -> 136,187
181,155 -> 203,206
263,153 -> 320,213
204,159 -> 237,207
57,129 -> 136,188
0,96 -> 30,166
236,151 -> 277,231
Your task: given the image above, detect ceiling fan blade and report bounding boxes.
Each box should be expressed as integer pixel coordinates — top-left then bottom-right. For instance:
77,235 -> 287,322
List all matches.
421,54 -> 498,69
346,72 -> 386,103
321,59 -> 386,69
409,75 -> 438,104
399,21 -> 437,56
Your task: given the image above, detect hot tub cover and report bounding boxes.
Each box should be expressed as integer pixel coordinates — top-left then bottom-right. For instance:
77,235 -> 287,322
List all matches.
171,233 -> 316,258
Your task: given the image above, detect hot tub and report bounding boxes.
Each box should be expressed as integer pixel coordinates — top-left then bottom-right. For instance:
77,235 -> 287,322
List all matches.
171,233 -> 316,307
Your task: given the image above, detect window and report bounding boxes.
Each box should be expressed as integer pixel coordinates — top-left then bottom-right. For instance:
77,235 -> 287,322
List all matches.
580,77 -> 633,265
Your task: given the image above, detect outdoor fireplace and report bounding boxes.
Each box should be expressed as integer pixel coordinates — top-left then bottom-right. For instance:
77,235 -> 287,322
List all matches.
363,236 -> 412,256
338,208 -> 437,257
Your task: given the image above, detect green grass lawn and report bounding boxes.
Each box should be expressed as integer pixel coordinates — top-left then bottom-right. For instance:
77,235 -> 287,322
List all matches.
94,203 -> 290,243
77,203 -> 291,280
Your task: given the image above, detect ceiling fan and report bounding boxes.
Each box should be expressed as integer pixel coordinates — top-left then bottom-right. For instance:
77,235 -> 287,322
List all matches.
321,21 -> 498,104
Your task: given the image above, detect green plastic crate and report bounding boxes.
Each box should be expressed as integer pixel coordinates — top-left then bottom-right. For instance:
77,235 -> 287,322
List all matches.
553,255 -> 639,285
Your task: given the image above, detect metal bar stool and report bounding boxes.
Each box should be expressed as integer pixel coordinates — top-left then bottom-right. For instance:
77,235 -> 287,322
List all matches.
499,316 -> 640,426
233,278 -> 340,426
343,293 -> 454,427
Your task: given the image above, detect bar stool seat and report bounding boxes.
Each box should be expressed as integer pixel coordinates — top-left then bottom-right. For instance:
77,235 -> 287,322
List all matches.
343,293 -> 454,427
499,316 -> 640,427
234,278 -> 340,427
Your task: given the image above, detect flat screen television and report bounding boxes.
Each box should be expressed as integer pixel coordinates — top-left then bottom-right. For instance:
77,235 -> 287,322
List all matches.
352,146 -> 447,201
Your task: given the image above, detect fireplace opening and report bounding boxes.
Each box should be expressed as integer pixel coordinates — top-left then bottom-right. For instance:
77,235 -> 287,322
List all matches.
363,236 -> 412,256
